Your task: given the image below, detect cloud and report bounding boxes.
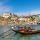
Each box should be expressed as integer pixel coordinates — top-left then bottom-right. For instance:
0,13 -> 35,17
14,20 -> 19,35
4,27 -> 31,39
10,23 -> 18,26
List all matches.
15,10 -> 40,16
0,6 -> 12,13
30,10 -> 40,15
0,0 -> 13,13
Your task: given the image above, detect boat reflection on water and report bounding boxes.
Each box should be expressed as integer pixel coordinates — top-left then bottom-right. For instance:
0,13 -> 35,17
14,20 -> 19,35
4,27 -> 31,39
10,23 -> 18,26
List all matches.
11,25 -> 40,35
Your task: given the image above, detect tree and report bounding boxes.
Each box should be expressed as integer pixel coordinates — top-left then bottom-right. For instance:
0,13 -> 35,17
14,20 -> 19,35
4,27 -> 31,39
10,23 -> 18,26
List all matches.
30,16 -> 35,21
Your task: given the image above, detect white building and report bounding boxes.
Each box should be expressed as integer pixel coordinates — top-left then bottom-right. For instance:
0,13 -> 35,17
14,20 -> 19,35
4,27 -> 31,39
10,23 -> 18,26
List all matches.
2,12 -> 11,18
18,18 -> 27,21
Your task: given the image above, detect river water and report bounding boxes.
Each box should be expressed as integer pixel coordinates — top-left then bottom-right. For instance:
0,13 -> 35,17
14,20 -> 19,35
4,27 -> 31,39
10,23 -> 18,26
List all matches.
0,24 -> 40,40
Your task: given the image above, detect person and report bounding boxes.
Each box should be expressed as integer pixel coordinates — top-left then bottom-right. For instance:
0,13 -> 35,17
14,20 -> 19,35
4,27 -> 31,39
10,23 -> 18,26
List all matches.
28,27 -> 32,32
24,26 -> 28,32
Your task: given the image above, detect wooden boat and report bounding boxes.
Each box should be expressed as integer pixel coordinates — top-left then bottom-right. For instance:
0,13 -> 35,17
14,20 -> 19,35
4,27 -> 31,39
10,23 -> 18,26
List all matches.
19,30 -> 40,34
11,25 -> 40,34
12,29 -> 40,34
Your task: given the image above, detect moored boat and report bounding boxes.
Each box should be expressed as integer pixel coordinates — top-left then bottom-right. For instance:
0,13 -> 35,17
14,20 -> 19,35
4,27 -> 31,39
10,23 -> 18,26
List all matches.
11,25 -> 40,34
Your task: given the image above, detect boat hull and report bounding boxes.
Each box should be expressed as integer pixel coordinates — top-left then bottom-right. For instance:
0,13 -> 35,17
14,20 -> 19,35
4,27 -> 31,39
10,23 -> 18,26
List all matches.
12,30 -> 40,35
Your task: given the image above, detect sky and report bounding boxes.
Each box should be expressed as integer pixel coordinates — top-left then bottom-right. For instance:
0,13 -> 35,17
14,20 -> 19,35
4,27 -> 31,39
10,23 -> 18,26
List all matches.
0,0 -> 40,16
